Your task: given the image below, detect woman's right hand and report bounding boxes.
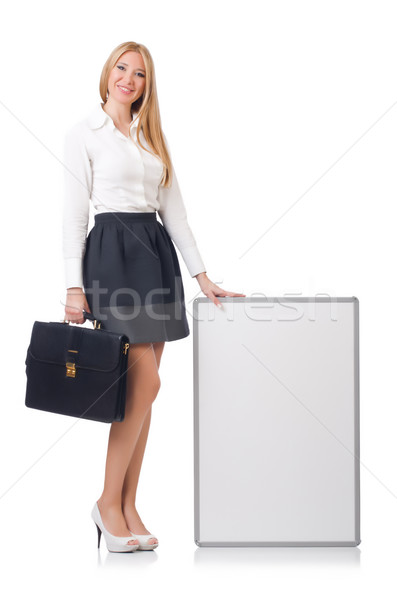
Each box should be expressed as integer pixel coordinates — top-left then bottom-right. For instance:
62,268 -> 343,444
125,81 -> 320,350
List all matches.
64,287 -> 92,324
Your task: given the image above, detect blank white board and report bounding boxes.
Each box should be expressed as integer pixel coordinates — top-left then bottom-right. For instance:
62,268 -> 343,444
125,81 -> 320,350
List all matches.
193,297 -> 360,547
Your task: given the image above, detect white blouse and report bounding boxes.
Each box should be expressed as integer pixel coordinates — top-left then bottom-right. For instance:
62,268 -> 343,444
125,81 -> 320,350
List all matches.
62,103 -> 206,289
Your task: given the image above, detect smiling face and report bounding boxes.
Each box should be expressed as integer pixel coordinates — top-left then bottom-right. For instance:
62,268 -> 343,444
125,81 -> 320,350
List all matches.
107,51 -> 146,105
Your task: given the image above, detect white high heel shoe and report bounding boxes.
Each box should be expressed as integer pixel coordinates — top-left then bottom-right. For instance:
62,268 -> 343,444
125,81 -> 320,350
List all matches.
91,502 -> 139,552
128,530 -> 159,550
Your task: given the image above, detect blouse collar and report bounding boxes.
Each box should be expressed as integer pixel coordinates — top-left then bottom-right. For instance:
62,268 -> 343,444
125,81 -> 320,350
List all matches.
87,102 -> 140,133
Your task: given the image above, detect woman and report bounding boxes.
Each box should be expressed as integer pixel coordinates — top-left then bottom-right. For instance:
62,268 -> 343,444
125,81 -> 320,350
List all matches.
62,41 -> 245,553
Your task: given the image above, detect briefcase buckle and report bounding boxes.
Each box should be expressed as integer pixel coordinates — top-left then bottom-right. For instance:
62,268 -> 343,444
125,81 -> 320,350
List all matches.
66,361 -> 76,378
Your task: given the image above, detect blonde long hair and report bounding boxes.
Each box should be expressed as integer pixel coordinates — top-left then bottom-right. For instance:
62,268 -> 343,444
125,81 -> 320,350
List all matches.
99,41 -> 172,187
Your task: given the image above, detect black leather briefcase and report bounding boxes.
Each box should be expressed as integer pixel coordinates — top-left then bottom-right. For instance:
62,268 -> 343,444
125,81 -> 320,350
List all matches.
25,310 -> 130,423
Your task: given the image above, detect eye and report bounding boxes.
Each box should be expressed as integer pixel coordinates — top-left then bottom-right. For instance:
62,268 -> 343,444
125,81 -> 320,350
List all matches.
137,72 -> 145,78
117,65 -> 125,71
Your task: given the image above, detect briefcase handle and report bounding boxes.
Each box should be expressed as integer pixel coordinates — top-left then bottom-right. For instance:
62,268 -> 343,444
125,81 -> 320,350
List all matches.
62,309 -> 102,330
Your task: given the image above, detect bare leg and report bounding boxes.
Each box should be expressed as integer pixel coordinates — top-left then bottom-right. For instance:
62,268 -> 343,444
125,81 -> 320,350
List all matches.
121,341 -> 165,545
96,343 -> 160,545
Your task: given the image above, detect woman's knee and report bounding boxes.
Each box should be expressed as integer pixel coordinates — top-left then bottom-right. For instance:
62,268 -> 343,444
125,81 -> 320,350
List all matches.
129,368 -> 160,398
152,372 -> 161,399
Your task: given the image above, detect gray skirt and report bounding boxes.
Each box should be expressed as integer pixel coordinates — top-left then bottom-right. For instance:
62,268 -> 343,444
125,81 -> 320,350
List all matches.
82,211 -> 190,343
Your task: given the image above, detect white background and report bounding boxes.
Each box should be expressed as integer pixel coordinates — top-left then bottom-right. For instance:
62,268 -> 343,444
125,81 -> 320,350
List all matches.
1,0 -> 396,597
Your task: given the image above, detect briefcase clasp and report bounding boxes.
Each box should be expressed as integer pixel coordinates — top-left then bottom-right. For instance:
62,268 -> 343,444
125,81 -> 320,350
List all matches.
66,361 -> 76,378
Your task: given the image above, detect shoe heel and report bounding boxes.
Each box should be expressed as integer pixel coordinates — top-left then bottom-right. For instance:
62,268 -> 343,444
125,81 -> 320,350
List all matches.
96,523 -> 102,548
91,502 -> 139,553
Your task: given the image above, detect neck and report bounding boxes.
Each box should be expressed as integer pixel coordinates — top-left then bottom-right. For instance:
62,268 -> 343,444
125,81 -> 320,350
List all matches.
102,99 -> 133,125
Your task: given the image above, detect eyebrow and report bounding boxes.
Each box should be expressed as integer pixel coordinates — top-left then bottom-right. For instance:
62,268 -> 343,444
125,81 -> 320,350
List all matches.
118,62 -> 145,72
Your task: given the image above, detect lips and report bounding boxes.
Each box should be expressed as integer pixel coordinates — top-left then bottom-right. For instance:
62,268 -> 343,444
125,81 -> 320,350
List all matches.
117,85 -> 134,94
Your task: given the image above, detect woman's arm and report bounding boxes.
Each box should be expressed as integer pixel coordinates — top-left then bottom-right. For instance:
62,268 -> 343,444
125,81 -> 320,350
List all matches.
62,124 -> 93,323
157,162 -> 207,279
62,123 -> 92,290
157,135 -> 245,307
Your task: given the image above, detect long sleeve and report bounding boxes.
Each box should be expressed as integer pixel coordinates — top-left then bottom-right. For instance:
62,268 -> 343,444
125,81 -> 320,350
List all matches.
157,139 -> 206,278
62,125 -> 92,289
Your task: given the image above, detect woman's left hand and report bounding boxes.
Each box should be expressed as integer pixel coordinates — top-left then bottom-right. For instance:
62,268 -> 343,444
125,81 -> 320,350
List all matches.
195,272 -> 246,308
